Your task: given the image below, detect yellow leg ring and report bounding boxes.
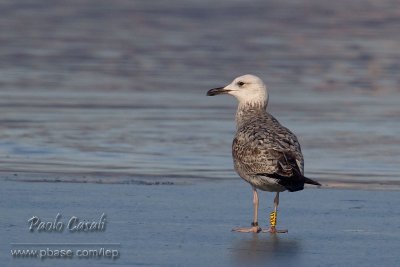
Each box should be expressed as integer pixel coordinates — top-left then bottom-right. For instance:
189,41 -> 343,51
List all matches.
270,211 -> 277,227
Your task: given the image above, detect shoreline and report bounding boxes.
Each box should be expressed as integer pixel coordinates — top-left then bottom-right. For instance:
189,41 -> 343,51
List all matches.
2,170 -> 400,191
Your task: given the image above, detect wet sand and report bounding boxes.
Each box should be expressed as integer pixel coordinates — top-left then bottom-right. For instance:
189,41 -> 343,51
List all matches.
2,179 -> 399,267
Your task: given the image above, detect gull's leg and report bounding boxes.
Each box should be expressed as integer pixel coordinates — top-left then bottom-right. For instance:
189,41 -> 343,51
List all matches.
263,192 -> 288,234
232,187 -> 261,233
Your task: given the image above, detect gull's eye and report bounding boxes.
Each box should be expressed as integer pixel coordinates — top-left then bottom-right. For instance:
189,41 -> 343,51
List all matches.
237,81 -> 245,87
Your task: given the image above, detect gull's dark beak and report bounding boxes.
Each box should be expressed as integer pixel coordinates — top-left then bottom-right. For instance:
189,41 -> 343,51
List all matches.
206,87 -> 230,96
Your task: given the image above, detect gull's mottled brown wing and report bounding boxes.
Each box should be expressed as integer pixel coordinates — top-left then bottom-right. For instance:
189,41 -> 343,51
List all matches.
232,114 -> 307,191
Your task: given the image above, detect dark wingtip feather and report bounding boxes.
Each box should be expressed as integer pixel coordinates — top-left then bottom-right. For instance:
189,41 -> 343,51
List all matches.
304,177 -> 321,186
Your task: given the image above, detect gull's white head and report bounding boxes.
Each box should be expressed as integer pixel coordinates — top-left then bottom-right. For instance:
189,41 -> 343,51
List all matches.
207,74 -> 268,107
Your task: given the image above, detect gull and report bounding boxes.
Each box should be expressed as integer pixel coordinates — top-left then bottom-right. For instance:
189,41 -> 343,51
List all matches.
207,74 -> 320,233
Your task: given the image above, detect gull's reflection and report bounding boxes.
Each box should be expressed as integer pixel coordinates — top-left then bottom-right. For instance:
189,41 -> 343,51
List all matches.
230,234 -> 301,266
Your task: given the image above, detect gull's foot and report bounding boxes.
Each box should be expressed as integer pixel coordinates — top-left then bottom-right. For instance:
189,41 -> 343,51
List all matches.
232,226 -> 262,233
262,226 -> 288,234
232,222 -> 262,233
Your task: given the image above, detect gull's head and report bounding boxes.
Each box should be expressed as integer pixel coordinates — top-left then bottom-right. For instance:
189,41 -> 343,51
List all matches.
207,74 -> 268,107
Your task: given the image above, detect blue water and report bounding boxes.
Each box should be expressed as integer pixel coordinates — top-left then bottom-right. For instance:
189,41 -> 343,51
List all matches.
1,0 -> 399,185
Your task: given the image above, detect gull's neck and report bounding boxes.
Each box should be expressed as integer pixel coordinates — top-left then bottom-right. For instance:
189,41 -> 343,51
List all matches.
235,100 -> 267,129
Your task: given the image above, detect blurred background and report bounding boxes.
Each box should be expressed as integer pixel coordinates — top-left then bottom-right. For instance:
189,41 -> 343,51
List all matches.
0,0 -> 399,185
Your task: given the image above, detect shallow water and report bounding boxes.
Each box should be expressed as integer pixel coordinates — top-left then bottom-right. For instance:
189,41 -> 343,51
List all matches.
0,0 -> 399,185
